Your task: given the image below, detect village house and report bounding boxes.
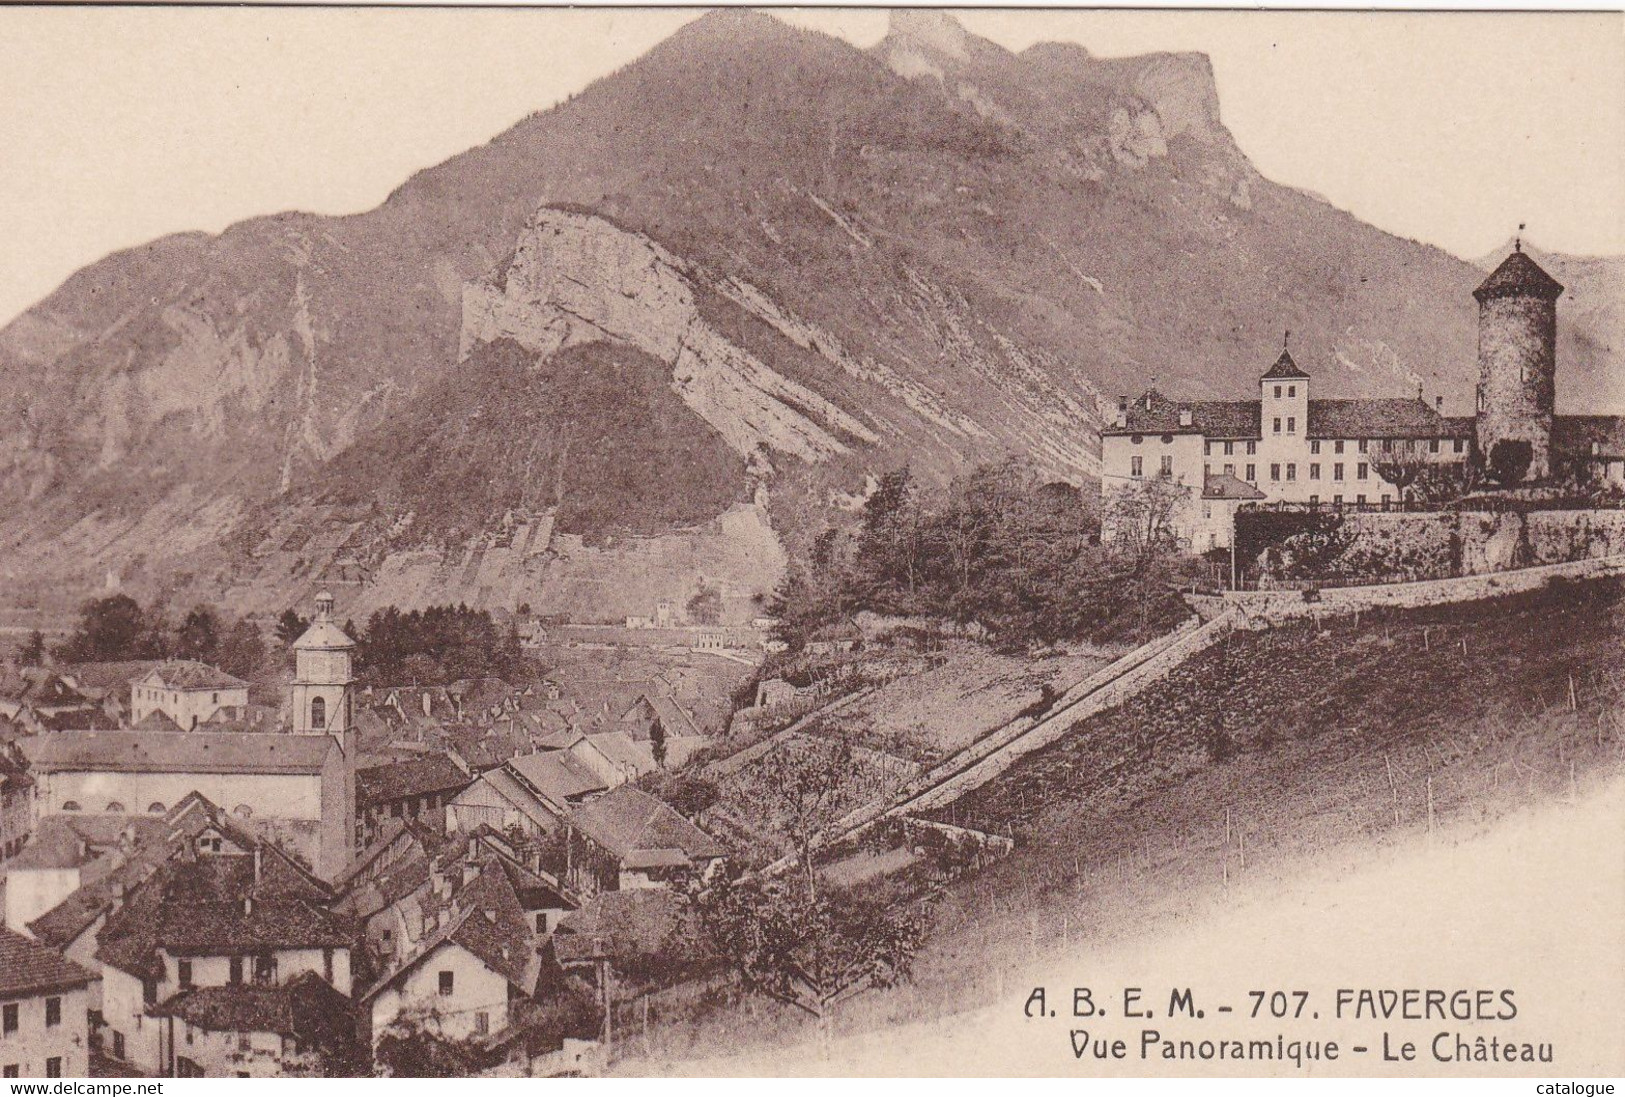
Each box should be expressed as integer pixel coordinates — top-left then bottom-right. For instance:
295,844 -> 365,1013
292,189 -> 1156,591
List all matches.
0,670 -> 114,737
149,969 -> 358,1077
130,661 -> 250,731
3,813 -> 166,938
355,854 -> 545,1050
355,755 -> 473,847
54,662 -> 163,726
0,927 -> 98,1079
445,752 -> 607,839
93,835 -> 349,1076
1102,247 -> 1625,550
562,786 -> 725,897
21,729 -> 356,882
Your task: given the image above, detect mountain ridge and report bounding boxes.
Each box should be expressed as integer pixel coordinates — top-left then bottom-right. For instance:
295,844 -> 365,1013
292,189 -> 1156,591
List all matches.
0,9 -> 1618,621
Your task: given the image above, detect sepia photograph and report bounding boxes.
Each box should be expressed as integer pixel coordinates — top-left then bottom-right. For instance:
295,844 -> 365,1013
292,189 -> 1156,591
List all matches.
0,3 -> 1621,1082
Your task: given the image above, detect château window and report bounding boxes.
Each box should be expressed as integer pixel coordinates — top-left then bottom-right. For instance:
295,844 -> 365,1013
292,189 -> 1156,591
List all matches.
1270,463 -> 1281,482
1247,441 -> 1257,456
1273,418 -> 1282,434
1335,440 -> 1345,454
1286,417 -> 1296,433
1223,441 -> 1235,456
106,802 -> 126,813
1288,385 -> 1296,398
1429,439 -> 1440,454
1159,456 -> 1173,477
1131,457 -> 1143,478
178,960 -> 193,989
1309,463 -> 1321,480
1358,439 -> 1369,453
1333,463 -> 1345,481
310,696 -> 326,730
230,957 -> 244,985
1357,463 -> 1369,480
1245,464 -> 1256,482
1310,440 -> 1321,455
1285,464 -> 1297,482
1274,385 -> 1282,398
62,801 -> 81,812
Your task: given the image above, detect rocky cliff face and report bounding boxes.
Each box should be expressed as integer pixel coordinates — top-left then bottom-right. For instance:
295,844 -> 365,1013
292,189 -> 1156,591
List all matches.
0,9 -> 1616,623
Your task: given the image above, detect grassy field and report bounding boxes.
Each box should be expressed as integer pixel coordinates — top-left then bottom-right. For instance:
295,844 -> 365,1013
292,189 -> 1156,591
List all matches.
609,576 -> 1625,1068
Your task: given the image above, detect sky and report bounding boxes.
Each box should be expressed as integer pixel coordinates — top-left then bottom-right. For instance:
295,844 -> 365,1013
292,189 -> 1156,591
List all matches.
1,6 -> 1621,328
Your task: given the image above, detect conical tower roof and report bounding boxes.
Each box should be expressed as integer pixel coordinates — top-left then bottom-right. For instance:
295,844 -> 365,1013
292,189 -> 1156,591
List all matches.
1474,248 -> 1564,303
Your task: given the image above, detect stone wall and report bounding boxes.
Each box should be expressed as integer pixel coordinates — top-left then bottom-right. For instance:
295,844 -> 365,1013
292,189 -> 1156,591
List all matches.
1228,552 -> 1625,626
1255,508 -> 1625,585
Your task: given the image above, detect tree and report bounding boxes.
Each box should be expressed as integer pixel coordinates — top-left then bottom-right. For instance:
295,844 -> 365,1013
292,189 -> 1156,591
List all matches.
55,594 -> 155,663
372,1015 -> 503,1078
175,605 -> 222,663
686,581 -> 722,626
855,467 -> 926,609
693,872 -> 921,1054
649,716 -> 667,768
1372,448 -> 1427,498
217,619 -> 267,681
1486,439 -> 1534,486
1105,475 -> 1191,565
17,630 -> 45,668
689,735 -> 921,1052
275,609 -> 310,646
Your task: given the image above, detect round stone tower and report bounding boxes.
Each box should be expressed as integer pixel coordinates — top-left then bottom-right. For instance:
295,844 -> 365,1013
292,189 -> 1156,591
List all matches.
1473,244 -> 1563,481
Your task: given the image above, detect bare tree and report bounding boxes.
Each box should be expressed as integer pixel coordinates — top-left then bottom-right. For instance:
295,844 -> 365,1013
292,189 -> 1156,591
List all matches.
1106,475 -> 1191,564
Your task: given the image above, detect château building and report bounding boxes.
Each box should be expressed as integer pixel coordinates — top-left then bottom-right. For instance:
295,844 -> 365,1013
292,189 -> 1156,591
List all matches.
1101,245 -> 1625,550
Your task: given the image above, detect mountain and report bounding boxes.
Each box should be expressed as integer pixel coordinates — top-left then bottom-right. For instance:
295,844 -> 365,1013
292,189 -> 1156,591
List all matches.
0,10 -> 1618,623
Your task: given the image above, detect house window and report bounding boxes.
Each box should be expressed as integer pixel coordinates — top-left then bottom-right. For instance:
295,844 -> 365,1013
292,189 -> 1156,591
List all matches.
1382,439 -> 1394,452
310,696 -> 326,730
239,1033 -> 252,1053
113,1031 -> 126,1060
253,954 -> 275,987
178,961 -> 193,989
1223,441 -> 1234,456
1358,439 -> 1369,453
1223,463 -> 1235,476
1273,385 -> 1282,398
1429,439 -> 1440,454
1247,441 -> 1257,455
438,971 -> 454,997
1309,494 -> 1320,504
2,1004 -> 17,1035
1334,462 -> 1345,481
1204,441 -> 1212,456
1357,494 -> 1367,505
1357,463 -> 1369,481
45,997 -> 60,1028
1272,417 -> 1282,434
143,980 -> 157,1006
1285,464 -> 1297,482
1310,440 -> 1321,455
1454,439 -> 1466,454
1203,463 -> 1211,480
46,1059 -> 62,1079
4,1066 -> 19,1079
1335,440 -> 1345,454
1310,463 -> 1321,480
323,949 -> 335,984
1288,385 -> 1297,398
1131,434 -> 1143,444
1131,456 -> 1143,478
1334,494 -> 1344,505
1286,416 -> 1296,433
230,957 -> 244,985
1159,455 -> 1173,477
475,1012 -> 490,1036
1245,464 -> 1256,482
1270,463 -> 1281,481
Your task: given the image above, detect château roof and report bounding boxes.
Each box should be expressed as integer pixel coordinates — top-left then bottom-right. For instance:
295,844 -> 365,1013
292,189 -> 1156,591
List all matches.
1473,249 -> 1564,302
1260,349 -> 1310,380
1306,399 -> 1474,440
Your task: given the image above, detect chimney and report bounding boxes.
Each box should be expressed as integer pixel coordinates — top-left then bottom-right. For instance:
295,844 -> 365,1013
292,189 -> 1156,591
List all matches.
422,692 -> 432,718
243,896 -> 254,915
1178,407 -> 1193,428
1435,396 -> 1444,412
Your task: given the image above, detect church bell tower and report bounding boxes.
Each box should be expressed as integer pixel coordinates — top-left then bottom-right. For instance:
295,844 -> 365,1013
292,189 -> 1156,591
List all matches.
290,590 -> 355,736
